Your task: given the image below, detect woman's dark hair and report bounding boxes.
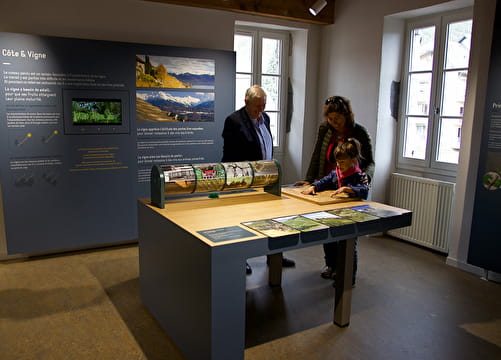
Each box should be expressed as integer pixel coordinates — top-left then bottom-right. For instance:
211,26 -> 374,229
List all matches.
334,138 -> 363,163
323,95 -> 355,127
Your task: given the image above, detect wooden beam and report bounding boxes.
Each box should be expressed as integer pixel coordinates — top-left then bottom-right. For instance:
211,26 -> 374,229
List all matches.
143,0 -> 335,25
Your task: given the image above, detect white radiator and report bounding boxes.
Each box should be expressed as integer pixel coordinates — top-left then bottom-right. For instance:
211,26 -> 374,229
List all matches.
387,173 -> 455,253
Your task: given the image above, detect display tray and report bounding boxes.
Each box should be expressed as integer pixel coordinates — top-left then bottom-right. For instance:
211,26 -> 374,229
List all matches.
281,185 -> 356,205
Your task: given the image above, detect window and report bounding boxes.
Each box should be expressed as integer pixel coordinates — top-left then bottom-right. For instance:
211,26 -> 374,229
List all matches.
397,10 -> 472,177
234,26 -> 289,149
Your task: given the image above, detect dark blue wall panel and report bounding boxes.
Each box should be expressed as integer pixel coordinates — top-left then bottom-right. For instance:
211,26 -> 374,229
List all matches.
0,32 -> 235,254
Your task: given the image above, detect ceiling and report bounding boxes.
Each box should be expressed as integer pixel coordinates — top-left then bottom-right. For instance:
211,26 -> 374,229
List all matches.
143,0 -> 335,25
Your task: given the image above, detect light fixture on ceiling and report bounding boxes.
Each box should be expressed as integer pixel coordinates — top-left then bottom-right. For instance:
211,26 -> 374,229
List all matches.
309,0 -> 327,16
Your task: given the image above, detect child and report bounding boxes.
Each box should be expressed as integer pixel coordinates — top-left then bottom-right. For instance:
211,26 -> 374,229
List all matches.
301,138 -> 368,288
301,138 -> 369,199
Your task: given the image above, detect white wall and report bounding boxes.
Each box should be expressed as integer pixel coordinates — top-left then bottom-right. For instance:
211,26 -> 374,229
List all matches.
283,29 -> 311,183
283,26 -> 324,184
373,17 -> 405,203
0,0 -> 236,50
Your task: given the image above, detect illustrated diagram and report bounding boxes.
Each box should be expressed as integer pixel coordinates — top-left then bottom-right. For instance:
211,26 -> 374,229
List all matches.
14,132 -> 32,146
42,130 -> 59,143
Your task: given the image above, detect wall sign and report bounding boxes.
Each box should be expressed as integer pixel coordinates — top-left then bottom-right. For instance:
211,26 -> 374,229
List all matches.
468,0 -> 501,273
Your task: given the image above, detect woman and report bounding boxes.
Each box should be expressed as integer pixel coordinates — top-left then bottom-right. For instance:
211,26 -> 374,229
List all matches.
298,96 -> 375,285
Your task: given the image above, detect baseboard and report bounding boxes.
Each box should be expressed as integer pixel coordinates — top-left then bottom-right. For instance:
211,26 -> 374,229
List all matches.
0,239 -> 138,262
446,256 -> 501,283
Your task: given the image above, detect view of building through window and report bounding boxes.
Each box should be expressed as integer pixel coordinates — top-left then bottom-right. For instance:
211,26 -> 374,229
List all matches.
400,13 -> 472,173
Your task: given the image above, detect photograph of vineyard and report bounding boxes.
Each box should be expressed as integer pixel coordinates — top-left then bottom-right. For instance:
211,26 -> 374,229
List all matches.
249,160 -> 280,187
163,164 -> 196,194
71,99 -> 121,125
273,215 -> 329,232
300,211 -> 355,227
349,204 -> 404,218
241,219 -> 300,238
328,208 -> 380,222
193,163 -> 225,192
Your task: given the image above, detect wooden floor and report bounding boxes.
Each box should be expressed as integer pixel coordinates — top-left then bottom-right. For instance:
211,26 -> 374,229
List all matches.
0,235 -> 500,359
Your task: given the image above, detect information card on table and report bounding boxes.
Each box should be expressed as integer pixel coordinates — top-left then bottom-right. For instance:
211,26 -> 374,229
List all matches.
198,226 -> 258,243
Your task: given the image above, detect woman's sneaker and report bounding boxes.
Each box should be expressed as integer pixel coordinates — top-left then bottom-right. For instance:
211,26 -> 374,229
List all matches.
320,266 -> 336,279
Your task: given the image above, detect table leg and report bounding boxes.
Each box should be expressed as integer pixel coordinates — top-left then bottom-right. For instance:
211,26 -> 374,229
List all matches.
267,252 -> 283,286
334,237 -> 355,327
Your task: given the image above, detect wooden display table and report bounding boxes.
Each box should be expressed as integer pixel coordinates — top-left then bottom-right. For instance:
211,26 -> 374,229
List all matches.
138,189 -> 411,360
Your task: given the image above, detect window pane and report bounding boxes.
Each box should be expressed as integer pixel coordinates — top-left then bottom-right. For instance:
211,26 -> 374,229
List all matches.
445,20 -> 472,69
407,73 -> 432,116
261,75 -> 279,111
266,111 -> 279,146
441,70 -> 467,116
262,38 -> 280,75
235,27 -> 288,150
234,34 -> 252,73
404,116 -> 428,159
235,73 -> 251,110
437,117 -> 462,163
410,26 -> 435,72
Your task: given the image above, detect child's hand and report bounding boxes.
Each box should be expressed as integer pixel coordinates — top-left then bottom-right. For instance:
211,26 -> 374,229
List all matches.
331,186 -> 353,197
301,185 -> 316,195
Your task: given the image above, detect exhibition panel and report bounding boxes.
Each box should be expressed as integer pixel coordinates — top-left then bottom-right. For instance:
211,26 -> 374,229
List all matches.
0,32 -> 235,255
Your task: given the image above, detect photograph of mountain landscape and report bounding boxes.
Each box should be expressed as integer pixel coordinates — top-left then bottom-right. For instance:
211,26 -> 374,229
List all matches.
135,54 -> 216,122
136,55 -> 215,89
136,90 -> 215,122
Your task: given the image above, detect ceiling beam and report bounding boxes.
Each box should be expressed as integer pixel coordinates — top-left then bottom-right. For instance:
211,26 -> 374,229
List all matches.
143,0 -> 335,25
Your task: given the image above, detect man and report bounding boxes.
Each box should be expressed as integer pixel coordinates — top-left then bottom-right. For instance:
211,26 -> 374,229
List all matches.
222,85 -> 295,274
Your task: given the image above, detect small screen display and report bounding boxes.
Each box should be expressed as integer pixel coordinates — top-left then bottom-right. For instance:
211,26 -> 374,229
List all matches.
71,98 -> 122,125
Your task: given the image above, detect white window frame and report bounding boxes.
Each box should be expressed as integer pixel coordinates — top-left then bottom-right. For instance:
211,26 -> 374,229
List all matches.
396,9 -> 472,178
234,25 -> 289,155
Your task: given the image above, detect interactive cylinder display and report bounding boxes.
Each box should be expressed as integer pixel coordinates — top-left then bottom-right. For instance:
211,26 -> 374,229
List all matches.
150,160 -> 281,208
